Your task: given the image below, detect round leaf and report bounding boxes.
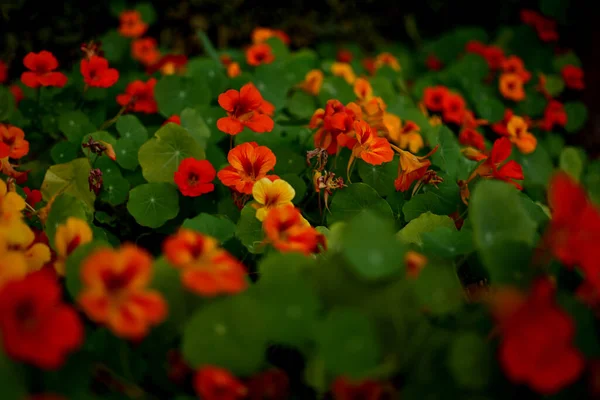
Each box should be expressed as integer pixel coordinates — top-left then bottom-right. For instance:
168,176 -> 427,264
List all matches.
357,159 -> 397,197
182,213 -> 236,242
564,101 -> 588,133
447,332 -> 492,390
154,76 -> 211,117
127,183 -> 180,228
116,115 -> 148,145
328,183 -> 393,225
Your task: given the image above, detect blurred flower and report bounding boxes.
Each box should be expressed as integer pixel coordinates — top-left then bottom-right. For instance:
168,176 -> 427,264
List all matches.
459,128 -> 486,151
251,27 -> 289,45
425,54 -> 443,71
405,250 -> 427,279
491,109 -> 514,136
246,43 -> 275,66
374,52 -> 401,71
539,100 -> 567,131
118,10 -> 148,38
502,55 -> 531,83
0,61 -> 7,84
80,56 -> 119,88
499,73 -> 525,102
20,51 -> 68,88
506,115 -> 537,154
163,115 -> 181,126
442,92 -> 466,124
331,62 -> 356,84
246,369 -> 289,400
116,78 -> 158,114
336,49 -> 353,63
298,69 -> 323,96
217,83 -> 274,135
561,65 -> 584,90
174,158 -> 216,197
194,366 -> 247,400
131,37 -> 161,66
147,54 -> 187,76
0,124 -> 29,159
331,377 -> 395,400
227,62 -> 241,78
53,217 -> 93,276
520,9 -> 558,42
9,85 -> 24,107
217,142 -> 277,194
263,205 -> 324,255
423,86 -> 449,112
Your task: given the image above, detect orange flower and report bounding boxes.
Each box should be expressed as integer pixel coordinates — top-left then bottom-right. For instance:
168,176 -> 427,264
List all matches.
386,117 -> 424,153
246,43 -> 275,66
506,115 -> 537,154
0,250 -> 28,289
459,128 -> 486,151
78,245 -> 167,339
394,146 -> 439,192
251,27 -> 290,45
227,62 -> 241,78
310,100 -> 359,155
441,92 -> 466,125
502,56 -> 531,83
263,205 -> 323,255
353,78 -> 373,101
423,86 -> 449,112
131,38 -> 161,66
499,73 -> 525,102
331,62 -> 356,84
462,110 -> 488,130
471,137 -> 524,190
362,57 -> 376,75
405,251 -> 427,279
217,83 -> 274,135
351,120 -> 394,166
163,229 -> 247,296
217,142 -> 277,194
298,69 -> 323,96
374,52 -> 401,71
118,10 -> 148,38
53,217 -> 93,276
337,49 -> 353,63
194,366 -> 248,400
0,124 -> 29,159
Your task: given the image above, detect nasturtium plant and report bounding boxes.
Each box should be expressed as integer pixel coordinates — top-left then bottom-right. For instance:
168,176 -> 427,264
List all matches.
0,4 -> 597,400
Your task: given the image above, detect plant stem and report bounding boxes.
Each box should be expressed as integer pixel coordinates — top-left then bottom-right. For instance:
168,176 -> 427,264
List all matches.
99,104 -> 128,131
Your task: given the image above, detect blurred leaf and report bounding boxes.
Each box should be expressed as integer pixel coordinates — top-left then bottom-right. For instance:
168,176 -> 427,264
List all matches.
398,212 -> 456,245
236,204 -> 265,253
0,348 -> 27,400
135,2 -> 156,24
328,183 -> 394,225
515,146 -> 554,188
413,260 -> 463,315
186,58 -> 228,96
318,76 -> 355,107
429,126 -> 461,178
286,91 -> 317,120
544,74 -> 565,97
553,52 -> 582,71
197,31 -> 223,67
559,146 -> 585,181
564,101 -> 588,133
402,178 -> 460,221
127,183 -> 179,228
0,86 -> 15,122
65,240 -> 112,298
422,227 -> 475,258
182,213 -> 236,242
357,158 -> 397,197
447,331 -> 492,390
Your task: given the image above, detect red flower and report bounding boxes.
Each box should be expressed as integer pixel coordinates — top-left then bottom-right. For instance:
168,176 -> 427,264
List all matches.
520,10 -> 559,42
539,100 -> 567,131
442,92 -> 466,125
561,65 -> 584,90
9,85 -> 24,106
423,86 -> 449,112
425,54 -> 443,71
475,137 -> 524,189
194,366 -> 248,400
21,51 -> 68,88
246,43 -> 275,66
331,377 -> 395,400
496,279 -> 584,394
174,158 -> 216,197
24,187 -> 42,208
362,57 -> 376,75
0,124 -> 29,159
310,100 -> 360,155
116,78 -> 158,114
465,40 -> 486,55
483,45 -> 505,70
459,128 -> 486,151
163,115 -> 181,126
246,369 -> 289,400
147,54 -> 188,75
80,56 -> 119,88
336,49 -> 353,63
491,109 -> 514,136
217,83 -> 274,135
502,55 -> 531,83
0,269 -> 83,369
131,37 -> 161,66
0,60 -> 7,84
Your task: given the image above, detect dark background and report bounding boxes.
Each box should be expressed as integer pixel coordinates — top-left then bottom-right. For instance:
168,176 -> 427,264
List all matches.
1,0 -> 598,153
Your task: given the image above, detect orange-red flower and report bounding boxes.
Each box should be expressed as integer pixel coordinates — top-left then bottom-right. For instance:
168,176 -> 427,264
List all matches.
116,78 -> 158,114
362,57 -> 376,75
491,109 -> 514,136
263,205 -> 323,255
0,269 -> 83,369
499,73 -> 525,102
336,49 -> 353,63
163,115 -> 181,126
9,85 -> 24,107
251,27 -> 290,45
147,54 -> 187,75
331,62 -> 356,84
351,120 -> 394,166
502,56 -> 531,83
118,10 -> 148,38
353,78 -> 373,101
331,377 -> 395,400
374,52 -> 401,71
506,115 -> 537,154
21,51 -> 68,88
163,229 -> 248,296
0,124 -> 29,159
217,83 -> 274,135
539,100 -> 567,131
174,158 -> 216,197
458,128 -> 486,151
394,146 -> 439,192
217,142 -> 277,194
520,10 -> 558,42
227,62 -> 241,78
80,56 -> 119,88
194,366 -> 248,400
472,137 -> 524,189
405,251 -> 427,279
310,100 -> 360,155
425,54 -> 443,71
423,86 -> 449,112
482,46 -> 505,70
465,40 -> 486,55
131,37 -> 161,66
461,110 -> 488,130
246,43 -> 275,66
298,69 -> 324,96
386,117 -> 424,153
561,65 -> 584,90
441,92 -> 466,125
78,245 -> 167,339
0,61 -> 7,84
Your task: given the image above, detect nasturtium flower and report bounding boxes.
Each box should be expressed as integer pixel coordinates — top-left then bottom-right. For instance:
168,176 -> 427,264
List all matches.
423,86 -> 449,112
331,377 -> 395,400
0,249 -> 28,289
20,51 -> 68,89
441,92 -> 466,125
118,10 -> 148,38
163,115 -> 181,126
336,49 -> 353,63
0,269 -> 83,369
174,158 -> 216,197
499,73 -> 525,102
116,78 -> 158,114
482,45 -> 505,70
386,116 -> 424,154
23,187 -> 42,209
331,62 -> 356,84
246,43 -> 275,66
491,109 -> 514,136
252,178 -> 295,221
351,120 -> 394,166
147,54 -> 187,76
263,205 -> 323,256
353,78 -> 373,101
10,84 -> 24,106
539,100 -> 567,131
502,55 -> 531,83
194,366 -> 248,400
394,146 -> 439,192
251,27 -> 290,45
131,37 -> 161,66
458,128 -> 486,151
246,369 -> 290,400
472,137 -> 524,189
561,65 -> 584,90
80,56 -> 119,88
374,52 -> 401,71
298,69 -> 323,96
362,57 -> 376,75
465,40 -> 486,55
78,245 -> 167,339
520,9 -> 558,42
0,124 -> 29,159
506,115 -> 537,154
217,142 -> 277,194
53,217 -> 93,276
425,54 -> 443,71
227,62 -> 241,78
494,279 -> 583,394
405,250 -> 427,279
163,229 -> 248,296
461,110 -> 488,130
217,83 -> 274,135
310,99 -> 360,154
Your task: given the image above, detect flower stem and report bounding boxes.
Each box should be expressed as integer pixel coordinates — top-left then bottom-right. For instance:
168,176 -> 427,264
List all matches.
99,104 -> 128,131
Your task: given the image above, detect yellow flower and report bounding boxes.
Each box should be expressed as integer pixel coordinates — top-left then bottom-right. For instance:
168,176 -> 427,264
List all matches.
375,52 -> 401,72
386,116 -> 424,154
0,247 -> 28,289
298,69 -> 323,96
54,217 -> 93,275
353,78 -> 373,101
0,178 -> 25,216
252,178 -> 295,221
331,62 -> 356,84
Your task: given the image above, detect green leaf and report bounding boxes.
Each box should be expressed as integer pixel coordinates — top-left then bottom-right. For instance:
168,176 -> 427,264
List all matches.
154,76 -> 211,117
99,175 -> 130,206
341,211 -> 405,280
65,240 -> 112,298
59,111 -> 95,143
127,183 -> 180,228
41,158 -> 95,211
357,159 -> 397,197
316,308 -> 381,379
182,293 -> 268,375
114,138 -> 141,171
51,141 -> 79,164
470,180 -> 537,284
253,63 -> 295,109
235,204 -> 264,253
544,74 -> 565,97
447,331 -> 492,390
559,146 -> 585,181
515,146 -> 554,188
413,261 -> 463,315
138,123 -> 205,182
182,213 -> 236,243
564,101 -> 588,133
553,52 -> 582,71
116,115 -> 148,145
197,31 -> 224,67
318,76 -> 355,107
286,91 -> 317,120
100,30 -> 128,62
402,179 -> 460,221
558,294 -> 600,357
180,108 -> 211,148
421,227 -> 474,258
429,126 -> 461,178
0,349 -> 27,400
186,58 -> 228,96
0,86 -> 15,121
150,257 -> 188,338
135,2 -> 156,24
397,212 -> 456,246
515,90 -> 546,118
272,148 -> 306,175
45,193 -> 89,249
328,183 -> 393,225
